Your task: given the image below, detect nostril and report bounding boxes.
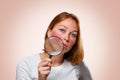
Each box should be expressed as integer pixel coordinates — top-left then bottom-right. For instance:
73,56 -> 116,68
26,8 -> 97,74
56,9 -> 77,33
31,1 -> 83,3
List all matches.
66,39 -> 69,42
63,37 -> 69,43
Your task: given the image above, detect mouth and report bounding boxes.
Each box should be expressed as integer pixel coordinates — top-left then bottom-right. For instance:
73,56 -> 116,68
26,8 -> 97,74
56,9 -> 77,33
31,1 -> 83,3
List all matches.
63,44 -> 67,48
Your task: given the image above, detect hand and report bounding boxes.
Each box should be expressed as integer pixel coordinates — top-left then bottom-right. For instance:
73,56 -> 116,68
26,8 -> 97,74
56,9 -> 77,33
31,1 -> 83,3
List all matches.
38,58 -> 52,80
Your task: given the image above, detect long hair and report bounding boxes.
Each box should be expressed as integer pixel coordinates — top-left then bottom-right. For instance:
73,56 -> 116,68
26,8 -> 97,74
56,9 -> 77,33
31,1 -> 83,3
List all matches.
44,12 -> 84,65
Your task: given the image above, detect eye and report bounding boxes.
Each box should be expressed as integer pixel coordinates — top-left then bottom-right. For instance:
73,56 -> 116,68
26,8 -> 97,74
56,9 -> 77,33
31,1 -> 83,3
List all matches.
59,29 -> 65,33
70,33 -> 77,38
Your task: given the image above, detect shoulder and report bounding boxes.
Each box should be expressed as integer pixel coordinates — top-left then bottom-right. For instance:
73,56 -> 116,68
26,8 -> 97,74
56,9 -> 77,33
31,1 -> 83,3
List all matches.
16,54 -> 40,79
74,62 -> 88,70
17,53 -> 40,70
79,62 -> 88,71
76,62 -> 92,80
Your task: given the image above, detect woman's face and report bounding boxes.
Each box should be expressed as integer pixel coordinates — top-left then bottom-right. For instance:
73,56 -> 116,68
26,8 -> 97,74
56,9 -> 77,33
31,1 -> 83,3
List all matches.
47,18 -> 78,53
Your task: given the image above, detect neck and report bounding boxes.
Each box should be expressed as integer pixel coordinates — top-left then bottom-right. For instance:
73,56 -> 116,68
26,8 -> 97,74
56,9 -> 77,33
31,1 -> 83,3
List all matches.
51,55 -> 64,66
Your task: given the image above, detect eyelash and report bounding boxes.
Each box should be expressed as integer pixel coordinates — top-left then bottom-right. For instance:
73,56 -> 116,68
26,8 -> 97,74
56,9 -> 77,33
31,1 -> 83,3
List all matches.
70,33 -> 77,38
59,29 -> 77,38
59,29 -> 65,33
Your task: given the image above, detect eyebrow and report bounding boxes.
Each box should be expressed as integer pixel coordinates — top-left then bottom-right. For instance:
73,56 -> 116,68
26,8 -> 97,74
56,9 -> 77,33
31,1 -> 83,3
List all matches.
60,25 -> 68,29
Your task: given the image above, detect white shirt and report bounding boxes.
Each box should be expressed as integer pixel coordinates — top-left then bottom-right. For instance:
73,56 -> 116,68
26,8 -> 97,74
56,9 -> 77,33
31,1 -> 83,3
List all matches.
16,53 -> 92,80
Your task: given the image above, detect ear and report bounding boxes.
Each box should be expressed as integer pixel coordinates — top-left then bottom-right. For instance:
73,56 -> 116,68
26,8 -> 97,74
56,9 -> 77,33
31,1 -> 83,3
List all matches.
47,29 -> 52,37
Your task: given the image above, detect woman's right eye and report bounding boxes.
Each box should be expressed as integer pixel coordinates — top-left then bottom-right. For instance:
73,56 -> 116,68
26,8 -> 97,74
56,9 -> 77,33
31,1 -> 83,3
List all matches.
59,29 -> 65,33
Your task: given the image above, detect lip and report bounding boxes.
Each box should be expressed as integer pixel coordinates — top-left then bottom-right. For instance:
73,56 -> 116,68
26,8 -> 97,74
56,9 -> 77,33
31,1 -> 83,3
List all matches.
63,44 -> 67,48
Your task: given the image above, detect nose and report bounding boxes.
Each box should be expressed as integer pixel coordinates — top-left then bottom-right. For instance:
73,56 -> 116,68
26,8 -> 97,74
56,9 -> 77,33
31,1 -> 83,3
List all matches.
63,33 -> 69,43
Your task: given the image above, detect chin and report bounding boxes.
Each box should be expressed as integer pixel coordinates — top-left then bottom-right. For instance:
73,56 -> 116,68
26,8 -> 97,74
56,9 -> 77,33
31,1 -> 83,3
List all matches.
63,48 -> 70,53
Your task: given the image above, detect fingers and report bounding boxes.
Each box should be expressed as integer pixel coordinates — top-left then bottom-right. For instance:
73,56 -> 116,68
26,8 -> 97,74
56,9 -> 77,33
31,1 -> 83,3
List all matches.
40,58 -> 52,67
39,67 -> 50,75
38,58 -> 52,76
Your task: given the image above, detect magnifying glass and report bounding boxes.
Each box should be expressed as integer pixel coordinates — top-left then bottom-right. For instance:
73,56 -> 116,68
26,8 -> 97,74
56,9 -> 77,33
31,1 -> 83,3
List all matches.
44,36 -> 64,58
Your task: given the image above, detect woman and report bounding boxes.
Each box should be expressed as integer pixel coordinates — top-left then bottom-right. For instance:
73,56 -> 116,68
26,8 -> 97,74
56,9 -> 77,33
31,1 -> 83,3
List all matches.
16,12 -> 92,80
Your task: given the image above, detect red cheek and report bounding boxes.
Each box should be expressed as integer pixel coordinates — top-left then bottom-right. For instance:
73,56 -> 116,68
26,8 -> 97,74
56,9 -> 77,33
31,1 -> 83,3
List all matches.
68,39 -> 76,47
51,32 -> 62,38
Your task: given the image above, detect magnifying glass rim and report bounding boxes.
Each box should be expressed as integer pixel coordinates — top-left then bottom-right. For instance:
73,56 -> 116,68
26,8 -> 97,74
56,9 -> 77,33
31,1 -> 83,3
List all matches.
45,36 -> 64,56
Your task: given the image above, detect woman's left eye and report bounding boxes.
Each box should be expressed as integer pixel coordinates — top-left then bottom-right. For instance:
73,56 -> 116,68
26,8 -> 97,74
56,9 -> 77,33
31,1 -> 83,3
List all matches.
70,33 -> 77,38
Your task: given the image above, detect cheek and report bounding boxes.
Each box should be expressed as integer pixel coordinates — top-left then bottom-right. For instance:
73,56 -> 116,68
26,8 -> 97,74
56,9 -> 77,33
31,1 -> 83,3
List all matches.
68,39 -> 76,47
50,31 -> 62,38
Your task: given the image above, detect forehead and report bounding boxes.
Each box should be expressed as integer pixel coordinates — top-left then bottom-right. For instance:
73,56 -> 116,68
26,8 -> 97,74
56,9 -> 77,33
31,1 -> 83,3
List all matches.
55,18 -> 78,30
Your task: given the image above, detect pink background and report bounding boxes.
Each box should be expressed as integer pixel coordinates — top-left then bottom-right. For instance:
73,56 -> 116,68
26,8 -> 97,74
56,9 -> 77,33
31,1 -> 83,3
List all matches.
0,0 -> 120,80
